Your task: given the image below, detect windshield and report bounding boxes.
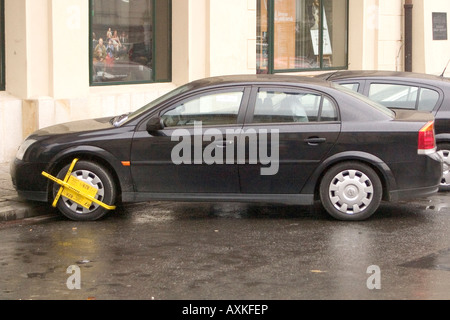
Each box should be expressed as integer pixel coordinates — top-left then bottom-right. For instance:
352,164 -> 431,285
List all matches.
332,82 -> 396,118
121,83 -> 194,125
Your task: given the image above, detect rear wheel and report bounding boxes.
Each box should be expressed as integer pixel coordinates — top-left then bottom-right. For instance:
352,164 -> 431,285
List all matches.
319,162 -> 382,221
437,143 -> 450,191
53,160 -> 117,221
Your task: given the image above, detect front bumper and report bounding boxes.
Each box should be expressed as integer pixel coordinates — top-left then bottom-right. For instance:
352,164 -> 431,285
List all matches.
10,159 -> 50,202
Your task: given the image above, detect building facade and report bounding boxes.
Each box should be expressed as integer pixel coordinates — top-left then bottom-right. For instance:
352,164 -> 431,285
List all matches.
0,0 -> 450,162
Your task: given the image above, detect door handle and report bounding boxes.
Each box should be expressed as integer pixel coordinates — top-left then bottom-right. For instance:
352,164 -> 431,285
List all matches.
216,140 -> 234,148
304,137 -> 327,145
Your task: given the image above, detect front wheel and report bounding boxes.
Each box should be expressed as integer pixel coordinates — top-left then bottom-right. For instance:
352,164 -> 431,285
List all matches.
437,143 -> 450,191
319,162 -> 383,221
53,160 -> 117,221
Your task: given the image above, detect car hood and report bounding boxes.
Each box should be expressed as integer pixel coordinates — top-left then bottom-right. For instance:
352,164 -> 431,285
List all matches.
31,117 -> 114,137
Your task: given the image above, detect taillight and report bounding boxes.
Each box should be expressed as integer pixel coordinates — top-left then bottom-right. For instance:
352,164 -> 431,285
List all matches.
418,121 -> 436,155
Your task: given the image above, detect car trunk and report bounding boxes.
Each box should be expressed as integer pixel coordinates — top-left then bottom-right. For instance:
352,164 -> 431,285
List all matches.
392,109 -> 435,122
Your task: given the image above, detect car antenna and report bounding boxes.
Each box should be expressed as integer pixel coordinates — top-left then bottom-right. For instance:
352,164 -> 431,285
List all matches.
440,59 -> 450,77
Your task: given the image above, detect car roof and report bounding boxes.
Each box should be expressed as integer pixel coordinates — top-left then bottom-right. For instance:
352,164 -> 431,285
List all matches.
318,70 -> 450,86
186,74 -> 334,91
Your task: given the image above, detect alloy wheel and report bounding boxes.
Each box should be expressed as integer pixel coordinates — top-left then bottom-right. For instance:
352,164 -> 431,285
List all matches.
60,169 -> 106,214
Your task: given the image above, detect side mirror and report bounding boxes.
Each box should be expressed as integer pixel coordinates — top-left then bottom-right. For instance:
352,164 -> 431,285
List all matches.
146,117 -> 164,133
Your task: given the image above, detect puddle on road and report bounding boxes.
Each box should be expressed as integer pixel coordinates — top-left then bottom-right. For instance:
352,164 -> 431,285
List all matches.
118,201 -> 321,225
125,203 -> 251,224
115,191 -> 448,225
133,211 -> 177,224
401,248 -> 450,271
398,194 -> 450,213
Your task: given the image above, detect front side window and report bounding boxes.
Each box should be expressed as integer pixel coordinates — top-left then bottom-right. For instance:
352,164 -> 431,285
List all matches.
257,0 -> 348,74
161,91 -> 244,127
253,90 -> 338,123
90,0 -> 171,85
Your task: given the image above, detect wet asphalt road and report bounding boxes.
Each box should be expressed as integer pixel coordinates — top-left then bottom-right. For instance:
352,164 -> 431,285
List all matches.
0,192 -> 450,300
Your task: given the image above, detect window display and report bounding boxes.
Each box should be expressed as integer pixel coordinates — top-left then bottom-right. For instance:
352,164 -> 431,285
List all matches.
90,0 -> 171,85
257,0 -> 348,74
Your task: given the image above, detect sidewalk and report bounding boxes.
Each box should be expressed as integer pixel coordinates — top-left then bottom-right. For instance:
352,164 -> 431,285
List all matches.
0,162 -> 50,221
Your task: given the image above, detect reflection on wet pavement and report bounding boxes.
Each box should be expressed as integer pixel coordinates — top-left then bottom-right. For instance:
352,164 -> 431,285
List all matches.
117,201 -> 329,224
397,193 -> 450,213
402,248 -> 450,272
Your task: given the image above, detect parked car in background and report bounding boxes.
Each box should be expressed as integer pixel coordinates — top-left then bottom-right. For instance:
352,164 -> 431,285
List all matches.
316,70 -> 450,191
11,75 -> 442,221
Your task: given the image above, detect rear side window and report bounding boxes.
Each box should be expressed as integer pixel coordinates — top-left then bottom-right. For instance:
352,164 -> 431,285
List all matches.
369,84 -> 418,109
253,90 -> 338,124
368,83 -> 439,111
340,83 -> 360,92
418,88 -> 440,111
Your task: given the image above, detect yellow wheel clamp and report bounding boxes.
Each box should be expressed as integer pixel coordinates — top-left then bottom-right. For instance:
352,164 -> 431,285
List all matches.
41,158 -> 116,211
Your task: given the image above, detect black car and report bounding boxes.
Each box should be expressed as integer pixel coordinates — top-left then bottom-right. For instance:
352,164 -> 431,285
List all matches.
316,70 -> 450,190
10,75 -> 442,221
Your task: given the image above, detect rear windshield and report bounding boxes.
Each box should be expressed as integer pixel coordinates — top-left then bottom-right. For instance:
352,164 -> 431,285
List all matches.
332,83 -> 396,118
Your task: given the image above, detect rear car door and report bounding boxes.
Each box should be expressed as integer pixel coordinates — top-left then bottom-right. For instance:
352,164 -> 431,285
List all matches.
238,86 -> 341,194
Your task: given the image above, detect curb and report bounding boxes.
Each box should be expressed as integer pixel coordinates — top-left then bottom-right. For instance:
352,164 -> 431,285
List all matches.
0,196 -> 51,222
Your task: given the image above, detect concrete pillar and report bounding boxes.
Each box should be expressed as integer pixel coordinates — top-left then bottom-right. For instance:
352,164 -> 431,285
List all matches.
4,0 -> 28,98
49,0 -> 89,99
208,0 -> 256,76
172,0 -> 256,85
5,0 -> 51,99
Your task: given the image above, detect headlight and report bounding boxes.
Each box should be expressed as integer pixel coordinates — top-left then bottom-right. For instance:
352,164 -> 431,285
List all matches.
16,139 -> 37,161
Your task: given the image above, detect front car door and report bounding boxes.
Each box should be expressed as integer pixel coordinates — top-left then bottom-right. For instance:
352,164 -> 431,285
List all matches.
238,86 -> 341,194
130,87 -> 250,194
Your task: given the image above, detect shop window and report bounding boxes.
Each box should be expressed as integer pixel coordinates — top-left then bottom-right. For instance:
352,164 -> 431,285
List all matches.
90,0 -> 171,85
0,0 -> 4,91
257,0 -> 348,74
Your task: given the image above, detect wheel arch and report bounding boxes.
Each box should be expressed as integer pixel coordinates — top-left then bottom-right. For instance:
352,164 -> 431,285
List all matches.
45,146 -> 133,202
436,134 -> 450,145
306,151 -> 397,202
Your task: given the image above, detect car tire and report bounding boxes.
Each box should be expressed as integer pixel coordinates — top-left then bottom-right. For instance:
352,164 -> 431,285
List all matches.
437,143 -> 450,191
319,162 -> 383,221
53,160 -> 117,221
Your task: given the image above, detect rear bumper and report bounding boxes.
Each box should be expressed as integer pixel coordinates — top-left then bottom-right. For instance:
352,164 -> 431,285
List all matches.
388,152 -> 443,201
389,184 -> 440,202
